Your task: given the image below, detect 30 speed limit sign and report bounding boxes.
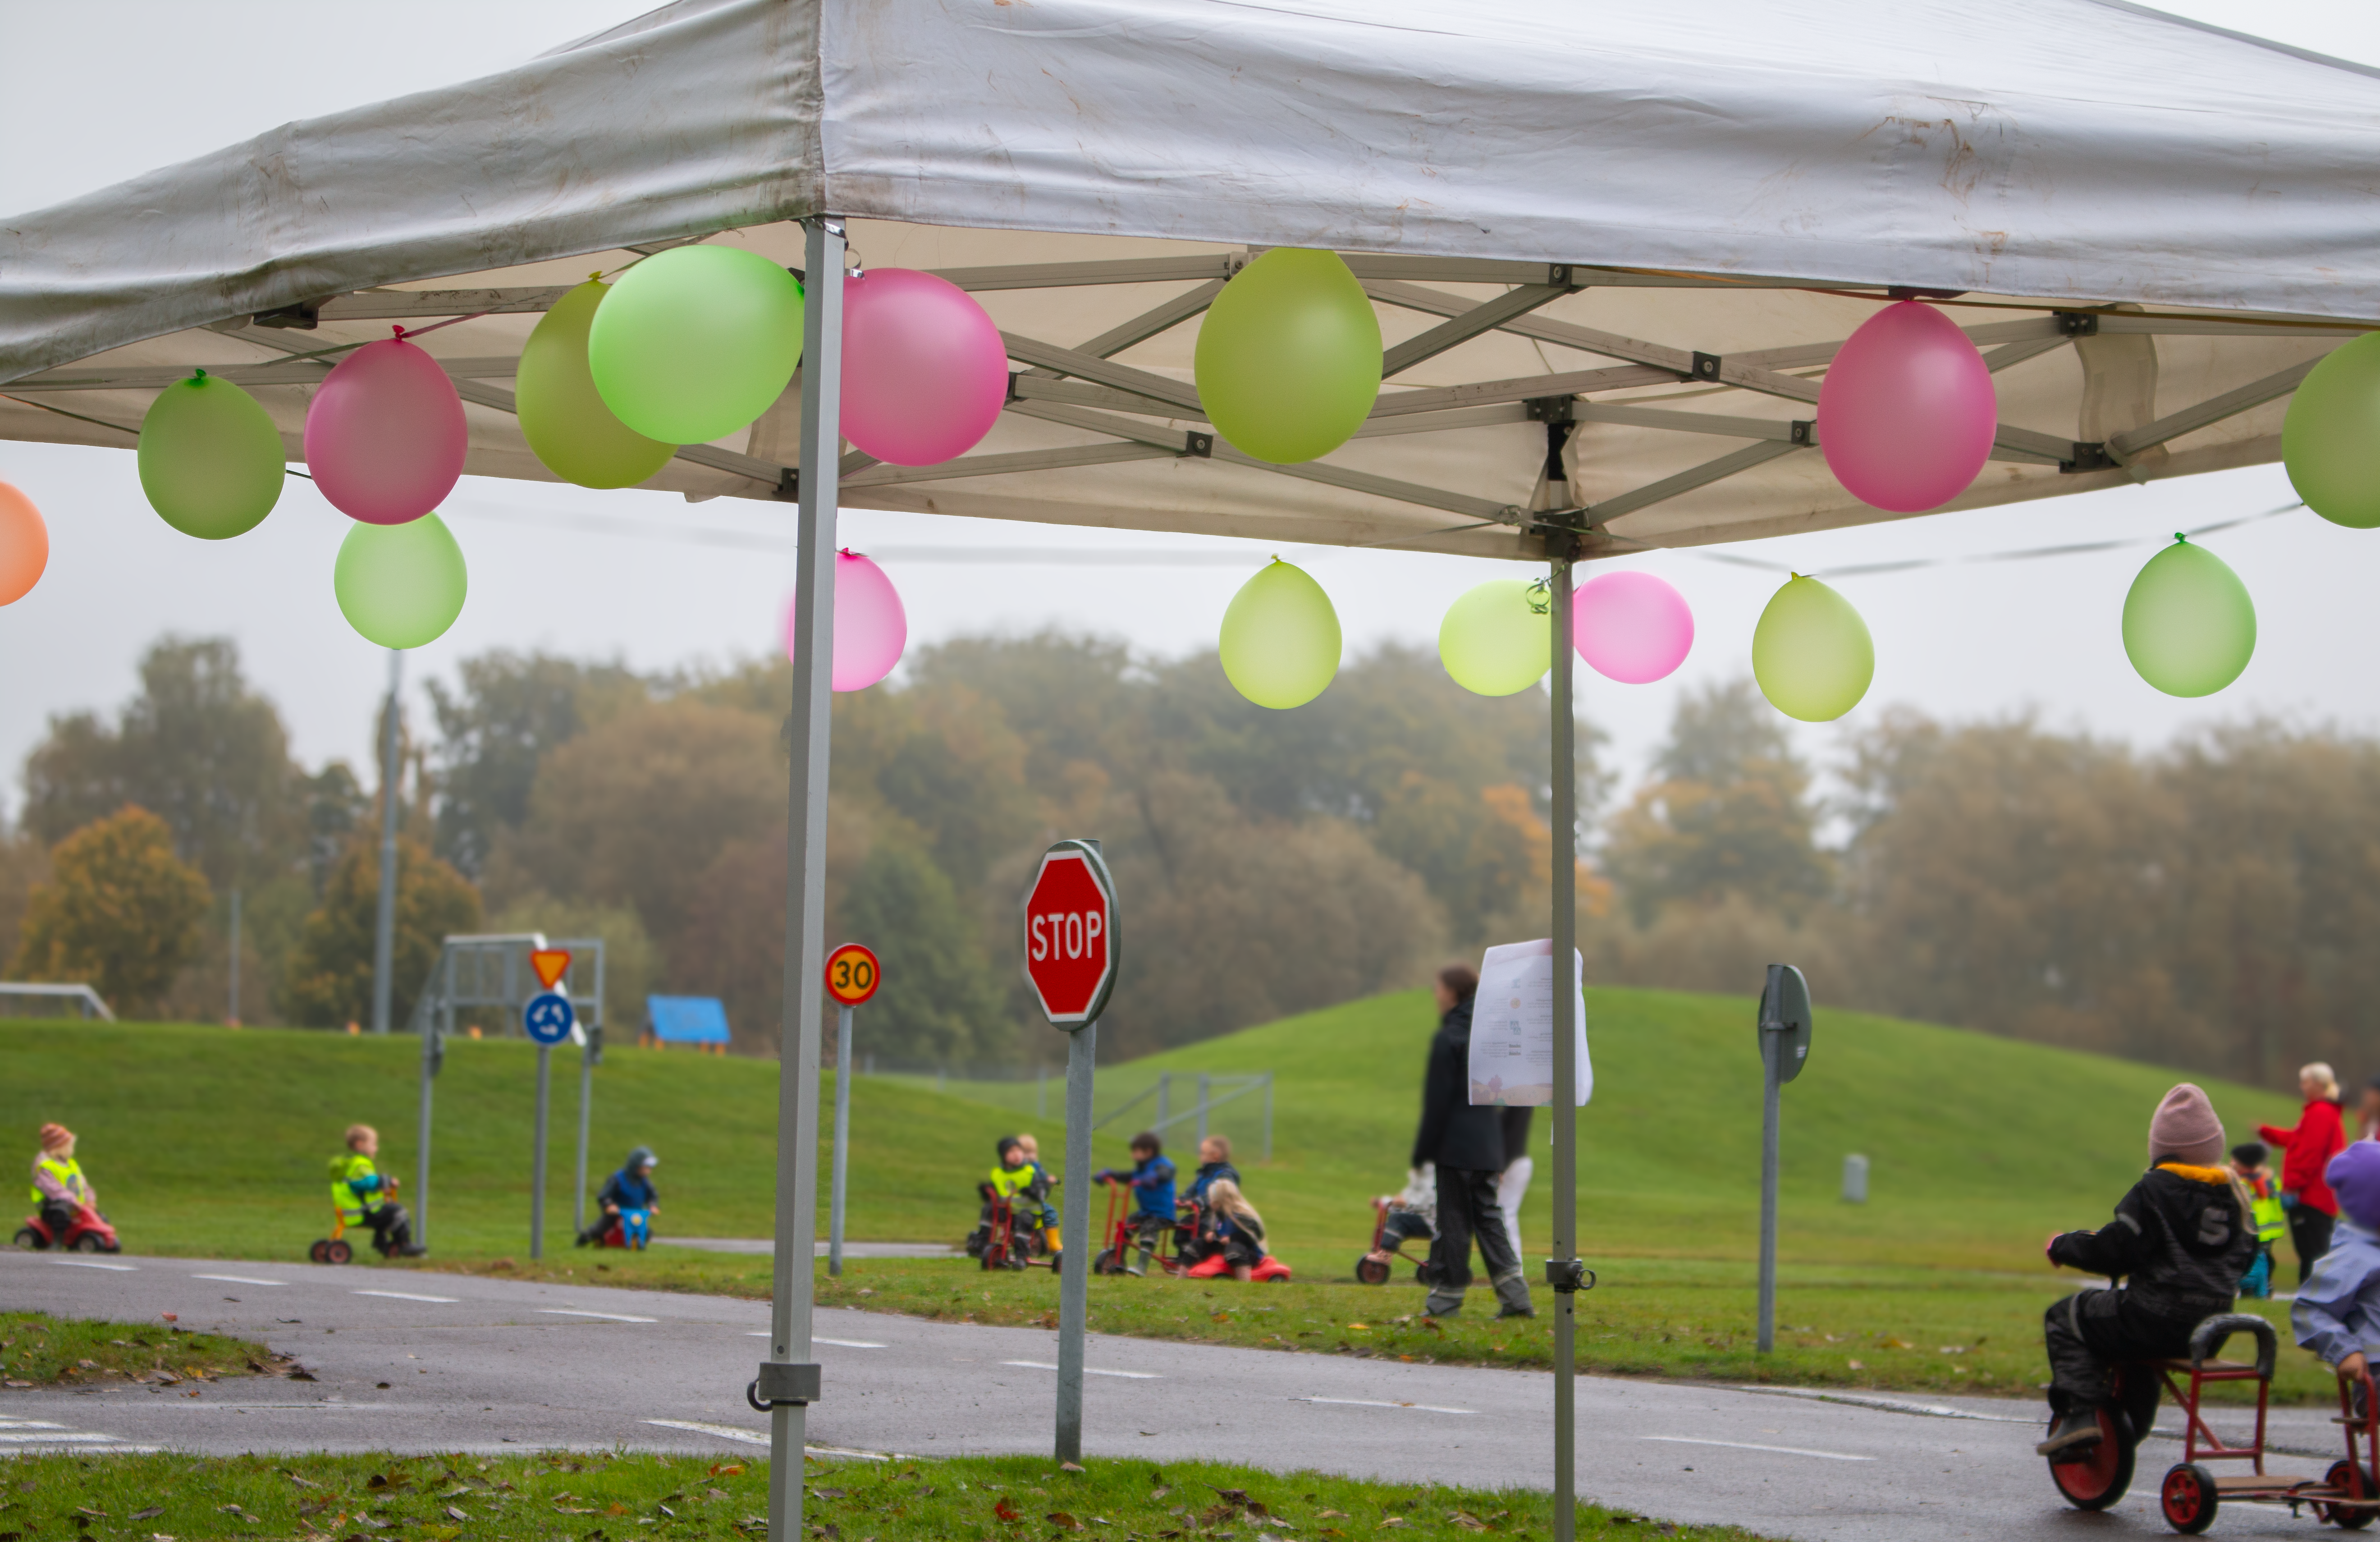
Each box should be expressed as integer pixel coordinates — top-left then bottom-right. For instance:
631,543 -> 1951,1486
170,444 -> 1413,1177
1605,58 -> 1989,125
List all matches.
824,943 -> 882,1007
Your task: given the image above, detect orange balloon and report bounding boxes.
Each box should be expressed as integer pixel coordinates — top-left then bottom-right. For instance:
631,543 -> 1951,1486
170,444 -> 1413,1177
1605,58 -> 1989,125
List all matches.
0,481 -> 46,606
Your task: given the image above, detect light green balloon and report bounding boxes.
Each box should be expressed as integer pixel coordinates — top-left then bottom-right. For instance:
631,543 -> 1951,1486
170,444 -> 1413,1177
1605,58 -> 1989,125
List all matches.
1752,575 -> 1874,722
1193,248 -> 1381,464
334,512 -> 468,650
137,371 -> 284,539
2122,537 -> 2255,697
2284,332 -> 2380,529
587,245 -> 805,445
518,279 -> 676,488
1219,558 -> 1342,709
1438,579 -> 1551,696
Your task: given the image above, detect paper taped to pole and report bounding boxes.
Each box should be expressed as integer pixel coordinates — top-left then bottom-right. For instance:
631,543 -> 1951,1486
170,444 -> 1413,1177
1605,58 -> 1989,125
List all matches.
1469,938 -> 1592,1107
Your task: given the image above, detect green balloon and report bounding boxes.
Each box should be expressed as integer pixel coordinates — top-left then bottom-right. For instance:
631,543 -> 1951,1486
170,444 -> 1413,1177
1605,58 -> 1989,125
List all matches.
518,279 -> 676,488
1194,248 -> 1381,464
2122,537 -> 2255,697
334,512 -> 468,650
1438,578 -> 1550,696
587,245 -> 805,445
1752,575 -> 1874,722
136,371 -> 284,539
2284,333 -> 2380,528
1219,558 -> 1342,708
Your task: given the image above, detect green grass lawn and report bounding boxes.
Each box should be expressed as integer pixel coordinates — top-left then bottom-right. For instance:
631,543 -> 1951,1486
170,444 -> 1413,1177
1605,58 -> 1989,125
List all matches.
0,990 -> 2317,1400
0,1448 -> 1773,1541
0,1310 -> 284,1389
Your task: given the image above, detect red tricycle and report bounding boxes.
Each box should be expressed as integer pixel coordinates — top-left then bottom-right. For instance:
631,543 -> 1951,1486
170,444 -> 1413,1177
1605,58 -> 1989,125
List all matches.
968,1183 -> 1057,1272
1355,1194 -> 1430,1286
2048,1311 -> 2380,1533
14,1202 -> 119,1254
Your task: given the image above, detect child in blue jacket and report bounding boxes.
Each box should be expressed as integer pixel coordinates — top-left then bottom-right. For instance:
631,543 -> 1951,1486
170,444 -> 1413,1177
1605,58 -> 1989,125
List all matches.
2294,1141 -> 2380,1401
580,1146 -> 659,1248
1096,1132 -> 1175,1276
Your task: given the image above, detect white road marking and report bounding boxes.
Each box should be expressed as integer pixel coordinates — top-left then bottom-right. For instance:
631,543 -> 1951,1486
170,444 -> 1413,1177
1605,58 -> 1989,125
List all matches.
641,1420 -> 897,1459
352,1289 -> 458,1303
1643,1436 -> 1874,1462
1296,1395 -> 1475,1415
49,1258 -> 135,1271
0,1420 -> 67,1429
1001,1360 -> 1159,1379
193,1274 -> 285,1286
743,1331 -> 884,1348
0,1431 -> 125,1443
537,1308 -> 659,1323
1733,1383 -> 2037,1425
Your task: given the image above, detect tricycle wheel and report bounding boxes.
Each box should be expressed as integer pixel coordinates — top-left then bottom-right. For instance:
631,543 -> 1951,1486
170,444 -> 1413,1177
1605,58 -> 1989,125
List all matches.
72,1232 -> 103,1253
2318,1460 -> 2378,1529
324,1239 -> 352,1265
1355,1255 -> 1390,1285
308,1240 -> 330,1263
2160,1462 -> 2218,1534
2048,1406 -> 2134,1511
10,1227 -> 39,1251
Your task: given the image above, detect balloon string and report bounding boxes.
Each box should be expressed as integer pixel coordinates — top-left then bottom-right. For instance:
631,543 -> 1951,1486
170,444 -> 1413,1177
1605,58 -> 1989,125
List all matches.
1682,500 -> 2303,580
0,393 -> 140,438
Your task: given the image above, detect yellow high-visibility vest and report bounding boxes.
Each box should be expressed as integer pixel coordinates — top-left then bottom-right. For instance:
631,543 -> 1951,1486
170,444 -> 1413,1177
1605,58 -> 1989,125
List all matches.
29,1153 -> 87,1207
330,1152 -> 380,1224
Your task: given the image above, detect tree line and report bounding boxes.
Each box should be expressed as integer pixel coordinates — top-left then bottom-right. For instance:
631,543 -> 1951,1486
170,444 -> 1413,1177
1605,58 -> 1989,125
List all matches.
5,633 -> 2369,1088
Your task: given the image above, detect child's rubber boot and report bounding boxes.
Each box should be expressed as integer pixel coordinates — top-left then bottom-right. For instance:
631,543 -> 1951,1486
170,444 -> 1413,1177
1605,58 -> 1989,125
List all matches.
2035,1408 -> 2105,1458
1424,1285 -> 1466,1318
1492,1267 -> 1536,1319
1044,1225 -> 1063,1254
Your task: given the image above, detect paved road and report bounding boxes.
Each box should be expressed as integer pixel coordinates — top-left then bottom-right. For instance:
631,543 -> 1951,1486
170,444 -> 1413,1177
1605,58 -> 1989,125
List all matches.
0,1249 -> 2348,1539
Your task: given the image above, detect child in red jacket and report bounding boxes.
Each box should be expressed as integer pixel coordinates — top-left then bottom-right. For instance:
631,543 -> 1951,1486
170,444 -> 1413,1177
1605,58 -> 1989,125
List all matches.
2261,1061 -> 2348,1287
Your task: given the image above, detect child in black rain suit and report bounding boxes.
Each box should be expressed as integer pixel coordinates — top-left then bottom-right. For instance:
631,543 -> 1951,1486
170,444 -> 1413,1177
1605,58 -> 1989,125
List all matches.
2037,1083 -> 2258,1458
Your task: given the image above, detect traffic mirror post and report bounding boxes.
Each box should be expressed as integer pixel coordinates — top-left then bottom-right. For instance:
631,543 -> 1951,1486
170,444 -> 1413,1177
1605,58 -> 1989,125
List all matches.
764,214 -> 846,1542
1022,837 -> 1119,1466
830,1005 -> 853,1276
1754,963 -> 1813,1354
531,1042 -> 550,1259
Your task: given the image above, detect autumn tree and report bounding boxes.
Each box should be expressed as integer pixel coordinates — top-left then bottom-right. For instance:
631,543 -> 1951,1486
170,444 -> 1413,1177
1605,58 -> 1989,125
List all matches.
12,806 -> 211,1015
428,651 -> 648,877
279,833 -> 482,1028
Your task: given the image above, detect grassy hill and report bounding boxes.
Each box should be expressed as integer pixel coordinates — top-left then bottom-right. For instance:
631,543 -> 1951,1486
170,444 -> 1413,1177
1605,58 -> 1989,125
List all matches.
0,987 -> 2305,1273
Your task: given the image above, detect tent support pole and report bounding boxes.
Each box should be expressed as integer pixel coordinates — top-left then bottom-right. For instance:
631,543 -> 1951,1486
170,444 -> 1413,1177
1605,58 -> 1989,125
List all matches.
1549,549 -> 1579,1542
765,214 -> 845,1542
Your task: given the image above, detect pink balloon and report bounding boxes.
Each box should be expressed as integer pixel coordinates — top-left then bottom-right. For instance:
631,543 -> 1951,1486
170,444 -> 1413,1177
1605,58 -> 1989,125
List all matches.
303,335 -> 468,524
839,268 -> 1009,466
783,549 -> 909,692
1573,569 -> 1693,684
1817,300 -> 1996,514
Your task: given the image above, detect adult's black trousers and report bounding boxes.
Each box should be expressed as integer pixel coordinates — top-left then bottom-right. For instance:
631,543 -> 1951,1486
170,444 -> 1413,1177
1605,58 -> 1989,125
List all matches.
2291,1202 -> 2336,1288
1425,1165 -> 1517,1290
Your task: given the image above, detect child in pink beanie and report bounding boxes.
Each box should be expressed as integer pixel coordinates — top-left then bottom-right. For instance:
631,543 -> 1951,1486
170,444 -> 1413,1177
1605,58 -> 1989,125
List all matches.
2036,1084 -> 2257,1460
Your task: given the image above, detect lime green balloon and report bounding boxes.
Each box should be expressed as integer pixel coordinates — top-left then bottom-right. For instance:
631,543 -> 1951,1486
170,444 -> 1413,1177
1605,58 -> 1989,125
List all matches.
334,512 -> 468,649
587,245 -> 804,445
2285,332 -> 2380,528
1219,558 -> 1342,708
1752,575 -> 1873,722
136,372 -> 284,539
1193,249 -> 1381,464
517,279 -> 676,488
2122,537 -> 2255,697
1438,579 -> 1551,696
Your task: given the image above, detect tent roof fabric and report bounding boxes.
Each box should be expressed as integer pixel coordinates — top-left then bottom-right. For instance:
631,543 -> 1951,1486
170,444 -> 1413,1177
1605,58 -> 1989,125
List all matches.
646,996 -> 732,1043
3,0 -> 2373,560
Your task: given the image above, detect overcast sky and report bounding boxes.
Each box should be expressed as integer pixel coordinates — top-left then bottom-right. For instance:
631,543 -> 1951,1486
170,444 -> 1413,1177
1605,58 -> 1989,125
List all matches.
4,1 -> 2379,815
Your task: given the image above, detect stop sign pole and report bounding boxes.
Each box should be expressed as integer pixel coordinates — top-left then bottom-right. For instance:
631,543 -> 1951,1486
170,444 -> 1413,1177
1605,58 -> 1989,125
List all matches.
1022,838 -> 1119,1465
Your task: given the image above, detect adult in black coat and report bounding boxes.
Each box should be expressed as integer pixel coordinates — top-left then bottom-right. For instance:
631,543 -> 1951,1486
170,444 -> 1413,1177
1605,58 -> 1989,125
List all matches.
1412,964 -> 1533,1319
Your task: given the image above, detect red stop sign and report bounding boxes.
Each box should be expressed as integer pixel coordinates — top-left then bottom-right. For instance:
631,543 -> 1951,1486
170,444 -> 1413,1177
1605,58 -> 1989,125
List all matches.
1022,841 -> 1118,1026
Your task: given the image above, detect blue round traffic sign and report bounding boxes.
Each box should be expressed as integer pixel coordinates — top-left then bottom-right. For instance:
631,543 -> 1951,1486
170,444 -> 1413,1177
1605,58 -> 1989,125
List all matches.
524,990 -> 576,1045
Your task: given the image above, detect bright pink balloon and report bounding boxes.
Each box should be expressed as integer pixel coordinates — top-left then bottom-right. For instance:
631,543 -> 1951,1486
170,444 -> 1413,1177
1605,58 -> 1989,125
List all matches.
303,336 -> 468,524
783,549 -> 909,691
1573,569 -> 1693,684
1816,300 -> 1996,514
839,268 -> 1009,466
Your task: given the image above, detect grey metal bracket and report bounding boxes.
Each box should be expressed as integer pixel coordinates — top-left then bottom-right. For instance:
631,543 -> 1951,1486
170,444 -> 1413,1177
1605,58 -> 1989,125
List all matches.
1887,286 -> 1967,301
1524,395 -> 1577,424
1789,420 -> 1817,447
774,467 -> 799,501
1546,1258 -> 1596,1294
2056,313 -> 2101,337
746,1361 -> 821,1410
1688,352 -> 1722,383
1546,263 -> 1575,288
1180,430 -> 1214,458
252,300 -> 322,330
2060,442 -> 2117,474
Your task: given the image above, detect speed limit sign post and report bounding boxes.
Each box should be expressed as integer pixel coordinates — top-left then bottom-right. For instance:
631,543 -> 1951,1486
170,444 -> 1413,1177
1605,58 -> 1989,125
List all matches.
1022,839 -> 1118,1465
824,944 -> 880,1277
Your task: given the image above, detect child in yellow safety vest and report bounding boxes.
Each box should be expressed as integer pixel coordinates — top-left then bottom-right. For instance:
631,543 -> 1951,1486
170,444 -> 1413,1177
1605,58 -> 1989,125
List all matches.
2234,1141 -> 2289,1299
30,1123 -> 95,1236
330,1124 -> 424,1258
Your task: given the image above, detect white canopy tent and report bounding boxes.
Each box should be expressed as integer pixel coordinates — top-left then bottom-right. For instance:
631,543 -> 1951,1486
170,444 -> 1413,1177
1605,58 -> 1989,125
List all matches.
5,3 -> 2377,1536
